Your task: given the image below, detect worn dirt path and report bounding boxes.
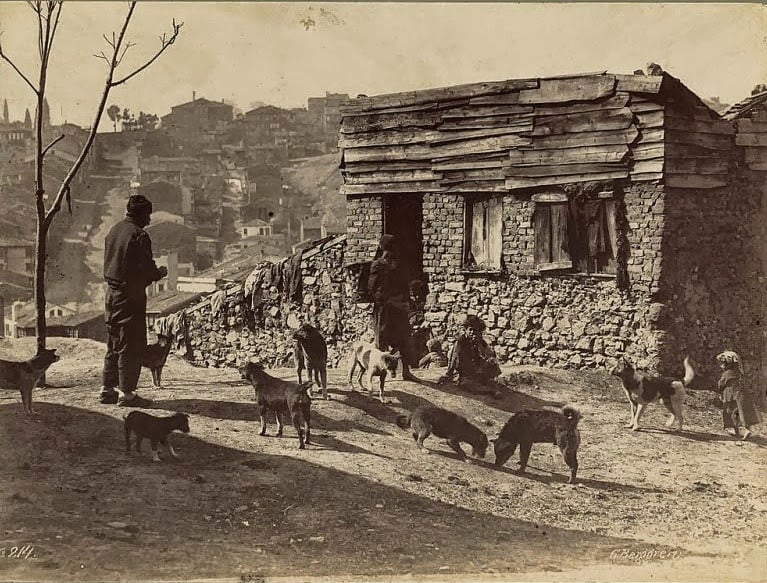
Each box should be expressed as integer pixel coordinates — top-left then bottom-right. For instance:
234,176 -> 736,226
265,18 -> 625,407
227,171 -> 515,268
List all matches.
0,338 -> 764,582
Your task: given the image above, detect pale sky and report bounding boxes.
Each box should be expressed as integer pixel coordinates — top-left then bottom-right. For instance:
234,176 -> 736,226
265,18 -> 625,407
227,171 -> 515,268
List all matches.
1,2 -> 766,129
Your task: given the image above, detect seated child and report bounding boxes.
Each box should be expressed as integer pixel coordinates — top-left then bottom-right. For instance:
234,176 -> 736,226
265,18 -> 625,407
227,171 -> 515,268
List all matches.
419,338 -> 447,369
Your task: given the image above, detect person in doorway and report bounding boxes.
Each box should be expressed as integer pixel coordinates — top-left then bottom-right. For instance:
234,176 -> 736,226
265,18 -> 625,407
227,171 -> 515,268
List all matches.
715,350 -> 762,440
367,234 -> 417,381
100,194 -> 167,407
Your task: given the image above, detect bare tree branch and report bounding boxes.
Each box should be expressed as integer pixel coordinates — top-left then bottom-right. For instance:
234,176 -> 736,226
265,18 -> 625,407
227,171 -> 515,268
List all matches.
0,39 -> 40,93
41,134 -> 65,158
111,17 -> 183,87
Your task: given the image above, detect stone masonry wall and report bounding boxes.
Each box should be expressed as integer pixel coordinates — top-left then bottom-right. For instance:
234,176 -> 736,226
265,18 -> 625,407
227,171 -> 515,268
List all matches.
345,195 -> 382,265
416,186 -> 667,371
658,183 -> 765,389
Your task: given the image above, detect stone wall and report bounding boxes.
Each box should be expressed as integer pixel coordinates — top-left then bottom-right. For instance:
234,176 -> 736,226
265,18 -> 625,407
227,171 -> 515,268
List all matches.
345,195 -> 382,266
181,236 -> 371,371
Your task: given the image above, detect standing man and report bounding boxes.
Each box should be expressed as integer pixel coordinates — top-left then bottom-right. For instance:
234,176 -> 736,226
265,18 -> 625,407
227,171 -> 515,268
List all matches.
367,234 -> 417,381
99,194 -> 167,406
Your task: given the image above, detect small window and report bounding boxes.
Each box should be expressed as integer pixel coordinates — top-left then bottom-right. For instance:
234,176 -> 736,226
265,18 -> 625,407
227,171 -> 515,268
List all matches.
533,191 -> 618,275
463,195 -> 502,271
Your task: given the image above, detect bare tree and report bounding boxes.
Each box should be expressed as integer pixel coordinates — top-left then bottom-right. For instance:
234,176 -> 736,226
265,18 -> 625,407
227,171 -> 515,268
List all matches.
0,1 -> 182,356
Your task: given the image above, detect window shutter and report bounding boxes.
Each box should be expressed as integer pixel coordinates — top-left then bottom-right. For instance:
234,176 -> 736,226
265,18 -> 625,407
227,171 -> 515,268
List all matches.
604,199 -> 619,258
550,203 -> 572,268
471,198 -> 488,266
488,197 -> 502,269
534,204 -> 551,267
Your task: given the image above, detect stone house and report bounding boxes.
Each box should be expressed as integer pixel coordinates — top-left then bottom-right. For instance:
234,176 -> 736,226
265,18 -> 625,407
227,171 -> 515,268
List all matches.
339,70 -> 764,384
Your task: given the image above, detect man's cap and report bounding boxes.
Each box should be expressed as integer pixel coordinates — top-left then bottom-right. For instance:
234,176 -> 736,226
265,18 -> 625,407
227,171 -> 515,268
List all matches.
127,194 -> 153,216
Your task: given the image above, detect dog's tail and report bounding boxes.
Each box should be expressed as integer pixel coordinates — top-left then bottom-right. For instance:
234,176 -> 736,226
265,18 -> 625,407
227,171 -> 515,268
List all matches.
395,413 -> 411,430
561,406 -> 582,427
682,356 -> 695,387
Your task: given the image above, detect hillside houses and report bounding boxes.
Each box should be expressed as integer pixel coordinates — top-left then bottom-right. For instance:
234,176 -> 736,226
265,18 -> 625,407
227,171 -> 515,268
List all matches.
338,70 -> 764,384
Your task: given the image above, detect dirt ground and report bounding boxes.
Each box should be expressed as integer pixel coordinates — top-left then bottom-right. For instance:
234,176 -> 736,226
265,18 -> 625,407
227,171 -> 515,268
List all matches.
0,337 -> 765,583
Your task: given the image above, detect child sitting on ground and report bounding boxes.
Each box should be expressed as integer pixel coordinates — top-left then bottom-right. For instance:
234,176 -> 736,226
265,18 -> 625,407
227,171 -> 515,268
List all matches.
418,338 -> 447,369
715,350 -> 762,440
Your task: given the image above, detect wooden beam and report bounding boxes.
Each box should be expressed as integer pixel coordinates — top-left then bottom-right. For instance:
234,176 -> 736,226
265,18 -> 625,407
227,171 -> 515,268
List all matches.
508,144 -> 629,165
440,105 -> 534,119
343,160 -> 430,173
439,117 -> 534,131
518,75 -> 616,104
343,144 -> 432,163
736,133 -> 767,147
507,162 -> 626,177
666,129 -> 734,150
532,126 -> 640,149
533,109 -> 633,136
631,143 -> 664,161
443,180 -> 507,193
430,134 -> 532,159
432,159 -> 505,171
666,158 -> 730,175
432,125 -> 534,144
506,169 -> 629,189
615,74 -> 663,94
635,110 -> 664,129
340,181 -> 436,195
628,101 -> 664,114
347,78 -> 539,112
339,129 -> 440,148
344,169 -> 439,184
533,94 -> 629,117
630,171 -> 664,182
665,114 -> 736,136
341,111 -> 442,134
744,147 -> 767,163
631,160 -> 664,174
736,119 -> 767,133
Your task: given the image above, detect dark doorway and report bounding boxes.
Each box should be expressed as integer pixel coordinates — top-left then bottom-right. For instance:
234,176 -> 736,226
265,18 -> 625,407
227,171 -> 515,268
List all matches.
383,194 -> 424,286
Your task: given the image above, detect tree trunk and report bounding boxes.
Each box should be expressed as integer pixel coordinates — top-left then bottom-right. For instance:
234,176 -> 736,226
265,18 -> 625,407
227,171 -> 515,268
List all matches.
34,218 -> 47,355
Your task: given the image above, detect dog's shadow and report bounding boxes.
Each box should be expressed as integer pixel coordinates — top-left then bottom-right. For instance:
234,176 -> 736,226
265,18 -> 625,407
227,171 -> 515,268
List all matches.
416,378 -> 563,414
308,433 -> 392,459
479,459 -> 669,494
636,427 -> 763,444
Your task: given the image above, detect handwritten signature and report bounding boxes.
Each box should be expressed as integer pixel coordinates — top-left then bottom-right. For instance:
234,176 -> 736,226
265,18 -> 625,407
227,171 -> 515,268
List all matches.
0,545 -> 36,560
610,548 -> 680,563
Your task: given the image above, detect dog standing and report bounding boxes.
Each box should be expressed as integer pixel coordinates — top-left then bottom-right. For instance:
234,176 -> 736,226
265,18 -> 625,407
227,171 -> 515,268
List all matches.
396,405 -> 488,462
610,356 -> 694,431
124,411 -> 190,462
0,348 -> 59,414
240,362 -> 312,449
293,323 -> 328,399
493,406 -> 582,484
348,341 -> 400,403
142,333 -> 173,388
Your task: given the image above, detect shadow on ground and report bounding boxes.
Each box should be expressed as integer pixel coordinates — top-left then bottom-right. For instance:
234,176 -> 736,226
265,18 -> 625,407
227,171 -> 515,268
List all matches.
0,402 -> 673,582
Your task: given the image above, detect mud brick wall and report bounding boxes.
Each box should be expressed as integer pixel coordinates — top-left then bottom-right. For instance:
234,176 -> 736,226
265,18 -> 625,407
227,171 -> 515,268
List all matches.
418,186 -> 666,371
658,184 -> 765,389
345,195 -> 383,266
181,238 -> 370,371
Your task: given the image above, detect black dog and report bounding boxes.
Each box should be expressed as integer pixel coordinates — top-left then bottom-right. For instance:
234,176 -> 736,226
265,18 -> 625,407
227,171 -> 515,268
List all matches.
610,356 -> 694,431
124,411 -> 190,462
240,362 -> 312,449
142,333 -> 173,388
396,405 -> 488,462
493,407 -> 581,483
293,323 -> 328,400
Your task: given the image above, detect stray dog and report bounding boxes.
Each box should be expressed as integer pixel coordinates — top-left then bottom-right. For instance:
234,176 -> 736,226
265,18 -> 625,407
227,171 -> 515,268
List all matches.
396,405 -> 488,462
348,341 -> 400,403
493,407 -> 582,483
0,348 -> 59,414
240,362 -> 312,449
610,356 -> 694,431
142,334 -> 173,388
124,411 -> 190,462
293,323 -> 328,399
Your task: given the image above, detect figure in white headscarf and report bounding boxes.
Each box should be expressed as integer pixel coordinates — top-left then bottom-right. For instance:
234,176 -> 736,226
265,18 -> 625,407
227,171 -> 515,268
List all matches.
715,350 -> 762,440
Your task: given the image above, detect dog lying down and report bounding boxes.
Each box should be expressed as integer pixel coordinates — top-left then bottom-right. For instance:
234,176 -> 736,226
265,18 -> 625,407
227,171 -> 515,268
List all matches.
124,411 -> 190,462
396,405 -> 488,462
348,341 -> 400,403
493,406 -> 581,484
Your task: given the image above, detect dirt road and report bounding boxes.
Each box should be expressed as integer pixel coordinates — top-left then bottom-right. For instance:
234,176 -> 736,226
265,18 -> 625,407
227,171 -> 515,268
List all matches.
0,338 -> 764,582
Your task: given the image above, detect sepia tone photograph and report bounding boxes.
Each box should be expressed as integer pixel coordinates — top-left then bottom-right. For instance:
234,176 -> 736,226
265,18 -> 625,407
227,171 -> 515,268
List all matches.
0,2 -> 765,582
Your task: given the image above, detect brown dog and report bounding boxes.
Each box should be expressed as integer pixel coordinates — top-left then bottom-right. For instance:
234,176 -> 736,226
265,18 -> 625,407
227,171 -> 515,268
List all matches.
610,356 -> 694,431
240,362 -> 312,449
0,348 -> 59,414
293,323 -> 328,399
124,411 -> 190,462
142,334 -> 173,388
348,341 -> 399,403
494,407 -> 582,483
396,405 -> 488,462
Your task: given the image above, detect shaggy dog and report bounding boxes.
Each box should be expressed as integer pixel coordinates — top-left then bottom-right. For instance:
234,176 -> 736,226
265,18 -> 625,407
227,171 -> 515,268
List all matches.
142,333 -> 173,388
124,411 -> 190,462
610,356 -> 694,431
396,405 -> 488,462
0,348 -> 59,414
348,341 -> 400,403
240,362 -> 312,449
493,407 -> 582,484
293,323 -> 328,399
